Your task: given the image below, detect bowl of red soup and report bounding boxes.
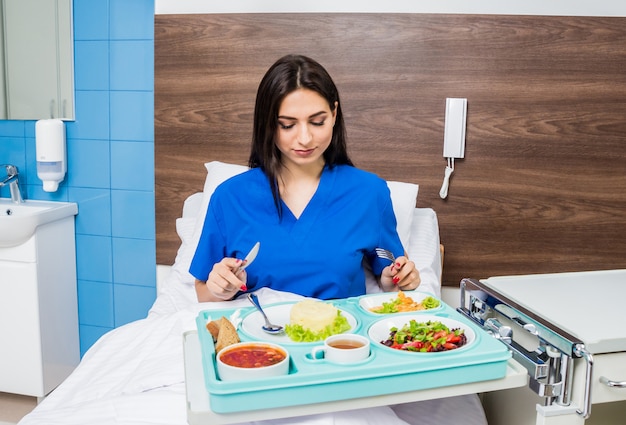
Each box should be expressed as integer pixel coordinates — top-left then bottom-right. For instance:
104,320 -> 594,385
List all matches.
216,341 -> 290,381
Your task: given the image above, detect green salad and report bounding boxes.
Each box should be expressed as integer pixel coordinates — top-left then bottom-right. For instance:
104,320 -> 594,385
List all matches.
371,292 -> 440,314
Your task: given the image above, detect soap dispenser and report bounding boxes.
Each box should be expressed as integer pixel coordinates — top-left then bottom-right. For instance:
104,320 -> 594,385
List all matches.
35,119 -> 66,192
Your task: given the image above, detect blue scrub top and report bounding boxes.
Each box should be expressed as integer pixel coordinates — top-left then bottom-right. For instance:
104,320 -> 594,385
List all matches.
189,165 -> 404,300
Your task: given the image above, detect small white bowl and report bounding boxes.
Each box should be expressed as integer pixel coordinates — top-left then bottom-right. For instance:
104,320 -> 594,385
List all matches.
216,341 -> 290,381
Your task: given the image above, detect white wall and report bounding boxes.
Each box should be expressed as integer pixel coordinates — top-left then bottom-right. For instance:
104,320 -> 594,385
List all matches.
156,0 -> 626,16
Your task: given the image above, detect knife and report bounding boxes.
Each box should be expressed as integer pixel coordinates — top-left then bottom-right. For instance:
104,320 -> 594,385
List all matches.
236,241 -> 260,274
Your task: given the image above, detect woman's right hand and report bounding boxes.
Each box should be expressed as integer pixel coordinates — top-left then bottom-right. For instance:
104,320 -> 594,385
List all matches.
195,258 -> 247,302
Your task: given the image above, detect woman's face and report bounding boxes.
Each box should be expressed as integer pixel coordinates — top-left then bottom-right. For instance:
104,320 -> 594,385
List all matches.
275,88 -> 337,169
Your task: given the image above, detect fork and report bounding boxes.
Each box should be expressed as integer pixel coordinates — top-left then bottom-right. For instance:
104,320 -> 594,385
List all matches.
375,248 -> 399,285
375,248 -> 396,266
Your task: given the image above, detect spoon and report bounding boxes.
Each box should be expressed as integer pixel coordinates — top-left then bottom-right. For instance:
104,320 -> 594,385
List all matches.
247,293 -> 285,335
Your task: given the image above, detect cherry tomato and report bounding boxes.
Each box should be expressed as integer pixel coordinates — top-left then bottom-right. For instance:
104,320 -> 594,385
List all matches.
432,331 -> 447,340
404,341 -> 424,350
446,334 -> 461,343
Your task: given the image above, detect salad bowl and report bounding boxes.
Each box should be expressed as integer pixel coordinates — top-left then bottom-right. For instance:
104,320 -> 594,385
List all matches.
368,314 -> 476,353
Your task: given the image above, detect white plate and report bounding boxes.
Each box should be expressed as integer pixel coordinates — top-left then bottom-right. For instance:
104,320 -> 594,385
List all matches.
241,302 -> 358,344
358,291 -> 443,314
368,314 -> 476,353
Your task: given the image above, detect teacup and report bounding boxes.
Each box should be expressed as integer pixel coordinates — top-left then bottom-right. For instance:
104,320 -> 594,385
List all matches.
310,334 -> 370,364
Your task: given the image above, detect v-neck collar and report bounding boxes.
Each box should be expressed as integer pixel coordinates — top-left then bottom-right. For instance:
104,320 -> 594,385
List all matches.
281,165 -> 335,242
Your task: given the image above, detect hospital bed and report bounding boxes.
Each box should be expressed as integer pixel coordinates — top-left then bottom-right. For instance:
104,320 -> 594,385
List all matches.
18,161 -> 497,425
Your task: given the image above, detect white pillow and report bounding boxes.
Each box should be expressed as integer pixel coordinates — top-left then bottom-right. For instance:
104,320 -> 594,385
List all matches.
202,161 -> 249,197
407,208 -> 442,297
170,192 -> 203,287
386,181 -> 419,252
181,192 -> 203,219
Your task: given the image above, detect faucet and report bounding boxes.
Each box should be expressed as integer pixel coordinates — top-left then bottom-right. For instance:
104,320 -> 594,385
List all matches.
0,164 -> 24,203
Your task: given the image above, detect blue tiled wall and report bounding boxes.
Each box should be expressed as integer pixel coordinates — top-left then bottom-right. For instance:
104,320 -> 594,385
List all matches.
0,0 -> 156,356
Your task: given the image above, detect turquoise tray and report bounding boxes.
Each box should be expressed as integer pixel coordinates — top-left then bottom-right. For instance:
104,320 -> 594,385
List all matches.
195,293 -> 510,414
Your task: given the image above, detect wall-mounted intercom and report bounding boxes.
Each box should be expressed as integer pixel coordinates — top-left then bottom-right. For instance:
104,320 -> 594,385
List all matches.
439,98 -> 467,199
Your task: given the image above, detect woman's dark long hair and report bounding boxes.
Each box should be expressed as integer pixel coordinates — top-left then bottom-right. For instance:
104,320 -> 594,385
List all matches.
248,54 -> 353,216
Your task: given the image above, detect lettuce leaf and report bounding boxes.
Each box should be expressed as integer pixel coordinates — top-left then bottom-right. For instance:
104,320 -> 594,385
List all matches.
421,296 -> 440,309
284,311 -> 351,342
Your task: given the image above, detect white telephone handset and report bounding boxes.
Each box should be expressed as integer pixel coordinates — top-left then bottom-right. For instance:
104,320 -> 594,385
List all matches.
439,98 -> 467,199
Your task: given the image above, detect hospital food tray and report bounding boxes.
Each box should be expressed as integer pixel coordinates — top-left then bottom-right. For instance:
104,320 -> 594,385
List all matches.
195,293 -> 511,414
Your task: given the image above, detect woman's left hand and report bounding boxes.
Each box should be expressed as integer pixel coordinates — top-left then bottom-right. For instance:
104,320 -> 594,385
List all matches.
380,256 -> 421,291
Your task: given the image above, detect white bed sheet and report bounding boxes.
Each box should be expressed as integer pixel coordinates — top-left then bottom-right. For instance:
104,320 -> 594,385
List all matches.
19,286 -> 486,425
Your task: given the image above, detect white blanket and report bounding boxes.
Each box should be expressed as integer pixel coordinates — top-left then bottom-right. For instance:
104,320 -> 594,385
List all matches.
18,287 -> 487,425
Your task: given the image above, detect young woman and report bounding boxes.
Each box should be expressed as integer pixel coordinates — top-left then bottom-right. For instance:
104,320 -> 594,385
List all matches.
190,54 -> 421,302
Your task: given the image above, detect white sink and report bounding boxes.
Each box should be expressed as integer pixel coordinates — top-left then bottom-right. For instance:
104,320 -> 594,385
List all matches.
0,199 -> 78,248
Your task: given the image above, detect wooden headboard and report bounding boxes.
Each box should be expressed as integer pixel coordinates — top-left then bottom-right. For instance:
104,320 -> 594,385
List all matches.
155,13 -> 626,286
